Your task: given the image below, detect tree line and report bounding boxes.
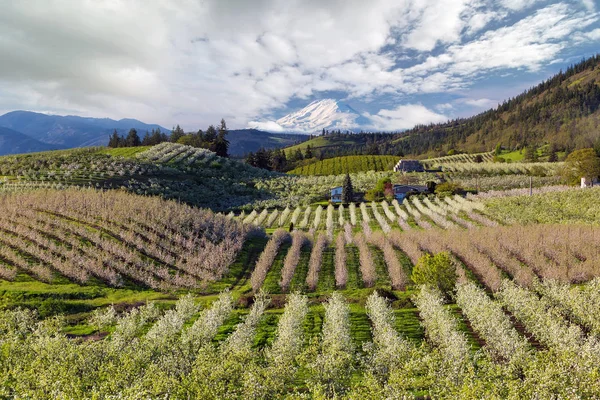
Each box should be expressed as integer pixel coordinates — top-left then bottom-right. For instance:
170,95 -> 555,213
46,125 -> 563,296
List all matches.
263,55 -> 600,162
246,145 -> 323,172
108,119 -> 231,157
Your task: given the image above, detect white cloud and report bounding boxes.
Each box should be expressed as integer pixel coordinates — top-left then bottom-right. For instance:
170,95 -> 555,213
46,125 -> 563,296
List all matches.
500,0 -> 544,11
402,0 -> 472,52
584,28 -> 600,39
368,104 -> 448,131
464,98 -> 497,108
248,120 -> 286,132
581,0 -> 596,11
436,103 -> 454,111
405,3 -> 599,81
0,0 -> 598,130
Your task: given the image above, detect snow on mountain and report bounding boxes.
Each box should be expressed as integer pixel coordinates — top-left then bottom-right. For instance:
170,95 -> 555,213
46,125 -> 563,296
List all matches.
252,99 -> 371,134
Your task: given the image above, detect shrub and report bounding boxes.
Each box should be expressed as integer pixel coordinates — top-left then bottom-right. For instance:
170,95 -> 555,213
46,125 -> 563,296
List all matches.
411,252 -> 457,296
435,182 -> 463,196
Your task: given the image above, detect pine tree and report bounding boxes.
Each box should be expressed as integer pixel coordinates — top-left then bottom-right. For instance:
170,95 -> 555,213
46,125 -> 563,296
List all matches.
214,119 -> 230,157
294,149 -> 304,161
141,131 -> 151,146
548,143 -> 559,162
125,128 -> 141,147
305,145 -> 313,159
149,129 -> 163,145
108,130 -> 121,148
524,145 -> 538,162
205,125 -> 217,143
342,174 -> 354,203
170,125 -> 185,143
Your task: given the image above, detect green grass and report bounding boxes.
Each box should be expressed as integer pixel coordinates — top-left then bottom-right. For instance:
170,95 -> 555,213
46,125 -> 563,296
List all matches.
484,187 -> 600,225
316,245 -> 336,292
288,155 -> 397,176
0,273 -> 176,335
283,136 -> 357,156
262,243 -> 292,293
499,149 -> 524,162
344,245 -> 362,290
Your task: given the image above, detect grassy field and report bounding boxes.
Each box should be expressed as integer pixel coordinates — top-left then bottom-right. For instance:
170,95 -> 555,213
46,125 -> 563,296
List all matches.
288,155 -> 398,175
283,135 -> 366,156
1,144 -> 598,398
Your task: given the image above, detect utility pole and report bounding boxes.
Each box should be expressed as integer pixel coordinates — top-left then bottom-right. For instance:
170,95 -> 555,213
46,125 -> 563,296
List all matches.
529,176 -> 533,196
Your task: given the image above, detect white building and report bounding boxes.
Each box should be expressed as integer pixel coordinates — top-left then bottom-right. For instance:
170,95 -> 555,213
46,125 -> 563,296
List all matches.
581,177 -> 599,188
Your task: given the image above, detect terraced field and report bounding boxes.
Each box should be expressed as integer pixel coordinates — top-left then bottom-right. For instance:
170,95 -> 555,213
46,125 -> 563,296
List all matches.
1,149 -> 598,398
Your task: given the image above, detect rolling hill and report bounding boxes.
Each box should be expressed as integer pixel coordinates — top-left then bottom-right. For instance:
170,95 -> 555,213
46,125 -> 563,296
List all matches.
279,55 -> 600,159
0,110 -> 170,149
227,129 -> 308,156
288,155 -> 398,176
0,126 -> 59,156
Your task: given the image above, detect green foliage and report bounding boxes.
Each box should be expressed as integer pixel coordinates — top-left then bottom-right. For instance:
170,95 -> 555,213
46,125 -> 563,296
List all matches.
285,56 -> 600,158
484,187 -> 600,224
288,155 -> 397,175
365,177 -> 393,201
435,182 -> 463,195
411,252 -> 457,296
342,173 -> 354,203
561,148 -> 600,185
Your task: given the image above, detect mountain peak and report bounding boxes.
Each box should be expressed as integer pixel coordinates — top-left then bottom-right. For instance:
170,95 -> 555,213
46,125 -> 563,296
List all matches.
275,99 -> 369,133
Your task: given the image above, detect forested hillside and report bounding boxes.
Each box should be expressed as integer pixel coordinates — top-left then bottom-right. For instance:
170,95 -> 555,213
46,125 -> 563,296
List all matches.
396,55 -> 600,156
280,55 -> 600,159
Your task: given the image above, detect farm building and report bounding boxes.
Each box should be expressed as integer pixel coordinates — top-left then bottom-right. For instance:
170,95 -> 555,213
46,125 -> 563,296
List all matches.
393,159 -> 424,172
581,177 -> 599,188
330,186 -> 343,203
393,184 -> 428,202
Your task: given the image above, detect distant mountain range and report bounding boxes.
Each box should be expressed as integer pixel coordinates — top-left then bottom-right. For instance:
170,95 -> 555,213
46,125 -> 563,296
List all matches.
227,129 -> 308,157
253,99 -> 372,133
0,110 -> 308,157
278,55 -> 600,158
0,111 -> 170,154
0,126 -> 59,156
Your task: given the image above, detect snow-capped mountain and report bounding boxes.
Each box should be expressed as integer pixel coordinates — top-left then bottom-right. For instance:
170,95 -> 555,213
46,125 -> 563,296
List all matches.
273,99 -> 371,133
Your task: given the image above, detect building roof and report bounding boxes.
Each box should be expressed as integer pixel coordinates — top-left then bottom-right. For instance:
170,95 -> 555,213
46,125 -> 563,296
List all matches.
393,184 -> 427,191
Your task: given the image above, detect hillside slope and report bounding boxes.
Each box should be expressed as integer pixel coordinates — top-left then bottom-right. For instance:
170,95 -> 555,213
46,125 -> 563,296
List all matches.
227,129 -> 308,156
280,55 -> 600,158
0,127 -> 59,156
288,155 -> 398,176
0,111 -> 169,148
395,55 -> 600,156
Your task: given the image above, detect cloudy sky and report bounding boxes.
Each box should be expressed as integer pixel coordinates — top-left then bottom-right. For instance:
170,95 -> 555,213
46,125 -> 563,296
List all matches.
0,0 -> 598,131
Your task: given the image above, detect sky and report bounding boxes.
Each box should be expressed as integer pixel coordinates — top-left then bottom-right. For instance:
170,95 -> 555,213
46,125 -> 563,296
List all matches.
0,0 -> 599,132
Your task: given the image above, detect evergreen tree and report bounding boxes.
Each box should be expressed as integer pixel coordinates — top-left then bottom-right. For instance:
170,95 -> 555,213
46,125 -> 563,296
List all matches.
147,129 -> 162,145
108,130 -> 121,148
205,125 -> 218,143
170,125 -> 185,143
252,148 -> 272,170
548,143 -> 559,162
341,174 -> 354,203
246,152 -> 256,167
214,119 -> 230,157
270,149 -> 288,171
125,128 -> 141,147
524,145 -> 538,162
141,131 -> 151,146
294,149 -> 304,161
305,145 -> 313,159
